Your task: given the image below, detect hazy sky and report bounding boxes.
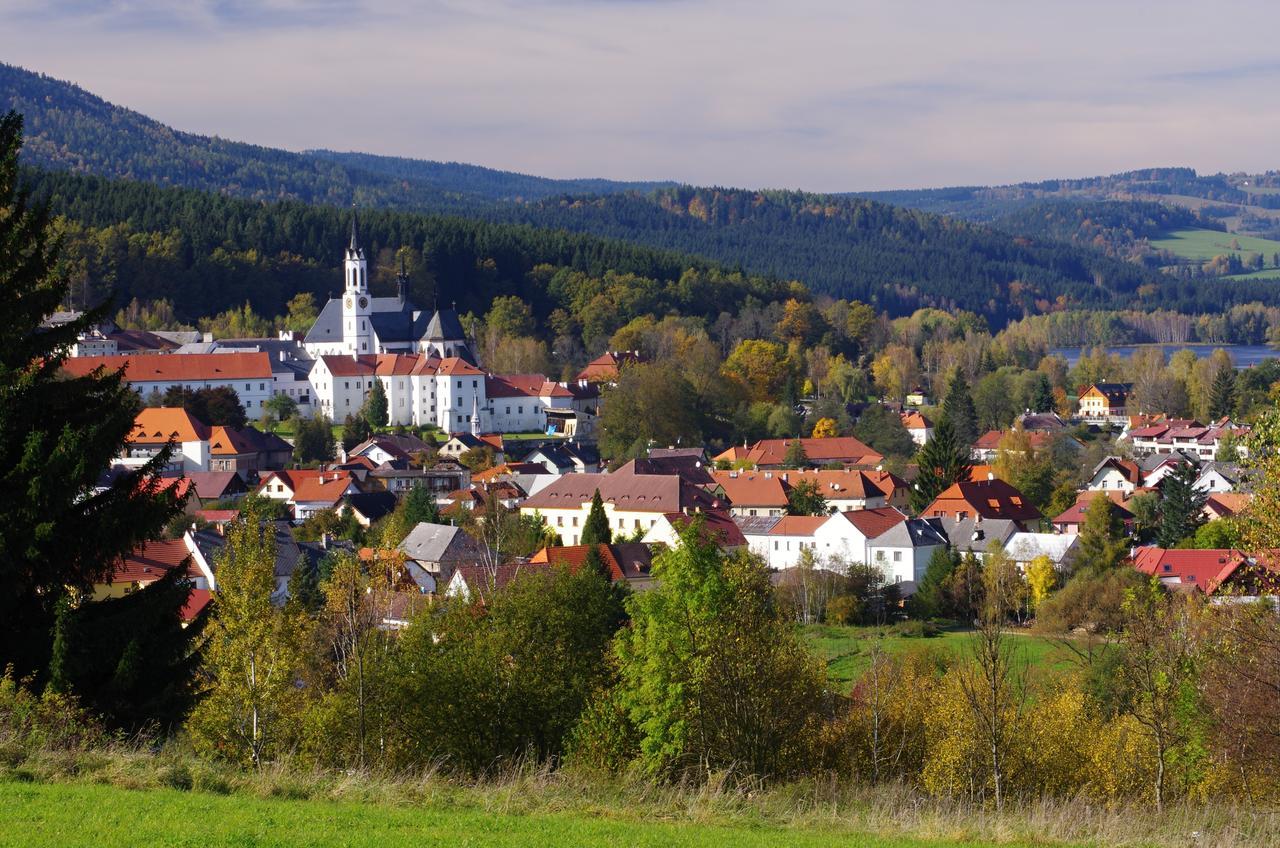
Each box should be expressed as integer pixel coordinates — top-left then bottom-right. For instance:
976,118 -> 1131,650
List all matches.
5,0 -> 1280,191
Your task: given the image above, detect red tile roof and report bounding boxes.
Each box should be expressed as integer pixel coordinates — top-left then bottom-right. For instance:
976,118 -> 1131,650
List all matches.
129,408 -> 210,444
711,470 -> 790,508
63,352 -> 271,382
840,506 -> 908,539
1132,547 -> 1249,594
181,589 -> 212,622
1052,491 -> 1135,526
108,539 -> 197,585
767,515 -> 829,536
258,470 -> 354,505
576,350 -> 642,382
715,436 -> 884,468
660,510 -> 748,548
923,479 -> 1043,523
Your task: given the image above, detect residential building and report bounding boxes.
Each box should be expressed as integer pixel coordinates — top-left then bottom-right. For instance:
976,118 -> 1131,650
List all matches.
1005,532 -> 1079,572
1051,491 -> 1136,535
62,352 -> 275,414
712,436 -> 884,470
1132,547 -> 1263,595
642,510 -> 747,552
920,478 -> 1043,530
1078,382 -> 1132,422
936,516 -> 1020,558
575,350 -> 643,385
256,469 -> 359,519
122,407 -> 210,473
398,522 -> 493,583
901,410 -> 933,446
866,518 -> 949,585
1085,457 -> 1142,495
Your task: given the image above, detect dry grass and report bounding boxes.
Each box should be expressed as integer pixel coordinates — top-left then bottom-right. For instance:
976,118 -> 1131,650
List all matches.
3,742 -> 1278,847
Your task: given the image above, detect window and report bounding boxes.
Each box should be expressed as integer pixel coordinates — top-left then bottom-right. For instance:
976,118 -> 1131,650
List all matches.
518,406 -> 523,414
472,380 -> 477,388
259,383 -> 265,391
556,516 -> 563,527
572,516 -> 579,527
506,406 -> 511,415
245,383 -> 250,390
893,551 -> 902,562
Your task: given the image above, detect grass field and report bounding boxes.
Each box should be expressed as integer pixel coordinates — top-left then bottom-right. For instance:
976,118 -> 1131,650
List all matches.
0,780 -> 1048,848
1150,227 -> 1280,261
802,624 -> 1071,691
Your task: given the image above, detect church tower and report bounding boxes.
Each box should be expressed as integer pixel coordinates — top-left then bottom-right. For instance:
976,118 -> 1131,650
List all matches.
342,208 -> 374,356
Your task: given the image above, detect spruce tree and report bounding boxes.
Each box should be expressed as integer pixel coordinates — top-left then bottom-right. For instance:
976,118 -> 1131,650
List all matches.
910,417 -> 973,514
1027,373 -> 1054,414
1075,495 -> 1128,573
363,378 -> 389,429
402,484 -> 441,527
1208,366 -> 1237,421
911,546 -> 959,619
783,438 -> 809,469
1156,462 -> 1208,548
0,111 -> 185,678
942,371 -> 979,447
580,489 -> 612,546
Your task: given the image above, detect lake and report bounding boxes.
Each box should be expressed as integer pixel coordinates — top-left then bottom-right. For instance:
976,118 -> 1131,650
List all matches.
1050,344 -> 1280,369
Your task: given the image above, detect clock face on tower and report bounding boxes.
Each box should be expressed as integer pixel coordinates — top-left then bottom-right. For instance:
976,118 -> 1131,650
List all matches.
344,296 -> 353,309
359,296 -> 369,309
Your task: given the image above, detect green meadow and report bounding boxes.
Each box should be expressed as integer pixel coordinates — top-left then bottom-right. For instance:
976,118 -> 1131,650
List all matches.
1150,227 -> 1280,262
0,780 -> 1052,848
803,624 -> 1069,691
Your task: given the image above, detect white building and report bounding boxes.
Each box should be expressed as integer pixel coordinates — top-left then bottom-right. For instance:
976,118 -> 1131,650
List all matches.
62,352 -> 275,415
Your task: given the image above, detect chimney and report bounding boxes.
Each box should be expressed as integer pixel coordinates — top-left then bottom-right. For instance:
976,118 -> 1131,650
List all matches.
987,472 -> 995,481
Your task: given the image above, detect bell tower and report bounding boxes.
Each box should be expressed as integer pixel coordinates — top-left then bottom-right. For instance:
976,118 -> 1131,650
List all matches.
342,207 -> 374,355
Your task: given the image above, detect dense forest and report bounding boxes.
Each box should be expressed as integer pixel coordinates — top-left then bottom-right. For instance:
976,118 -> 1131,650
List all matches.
26,167 -> 794,331
5,61 -> 1240,326
991,200 -> 1214,263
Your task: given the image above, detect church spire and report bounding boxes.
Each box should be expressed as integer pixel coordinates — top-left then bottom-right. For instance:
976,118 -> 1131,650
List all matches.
348,205 -> 360,252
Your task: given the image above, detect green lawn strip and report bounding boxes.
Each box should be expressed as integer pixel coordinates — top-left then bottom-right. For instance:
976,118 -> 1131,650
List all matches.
0,780 -> 1051,848
802,624 -> 1071,691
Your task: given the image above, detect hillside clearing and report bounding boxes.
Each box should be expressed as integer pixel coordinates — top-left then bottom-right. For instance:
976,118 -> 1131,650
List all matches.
1151,227 -> 1280,261
0,780 -> 1051,848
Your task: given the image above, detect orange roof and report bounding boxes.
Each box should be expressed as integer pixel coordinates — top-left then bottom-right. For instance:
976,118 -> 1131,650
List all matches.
781,469 -> 888,500
129,407 -> 210,444
259,470 -> 354,505
767,515 -> 829,536
900,411 -> 931,430
725,436 -> 884,469
531,543 -> 628,581
924,479 -> 1043,523
576,350 -> 642,382
864,469 -> 909,499
1206,492 -> 1251,517
63,352 -> 271,382
208,425 -> 257,455
436,357 -> 485,376
711,470 -> 790,507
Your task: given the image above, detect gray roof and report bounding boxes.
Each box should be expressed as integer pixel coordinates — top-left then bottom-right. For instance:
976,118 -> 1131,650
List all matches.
936,517 -> 1019,555
872,517 -> 949,549
735,515 -> 783,536
193,521 -> 349,581
424,307 -> 466,342
398,522 -> 490,565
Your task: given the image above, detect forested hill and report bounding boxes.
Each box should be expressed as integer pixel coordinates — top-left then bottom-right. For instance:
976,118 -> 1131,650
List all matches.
991,200 -> 1212,262
26,166 -> 792,333
7,61 -> 1276,324
0,63 -> 666,207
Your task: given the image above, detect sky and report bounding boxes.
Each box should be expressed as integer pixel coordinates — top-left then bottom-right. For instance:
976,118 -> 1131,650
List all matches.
4,0 -> 1280,191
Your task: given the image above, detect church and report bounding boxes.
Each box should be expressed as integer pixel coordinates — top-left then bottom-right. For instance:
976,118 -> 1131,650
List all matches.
302,211 -> 475,363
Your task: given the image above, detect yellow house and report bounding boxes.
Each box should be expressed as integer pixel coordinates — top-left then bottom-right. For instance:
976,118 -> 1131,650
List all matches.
1078,382 -> 1132,421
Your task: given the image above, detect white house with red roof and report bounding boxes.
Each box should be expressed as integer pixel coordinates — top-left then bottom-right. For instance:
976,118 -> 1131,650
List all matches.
122,407 -> 211,473
62,352 -> 274,414
737,507 -> 911,570
257,469 -> 360,520
309,352 -> 487,432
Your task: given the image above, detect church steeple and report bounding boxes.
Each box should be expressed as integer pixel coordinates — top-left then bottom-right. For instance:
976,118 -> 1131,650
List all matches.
344,206 -> 368,295
348,205 -> 361,254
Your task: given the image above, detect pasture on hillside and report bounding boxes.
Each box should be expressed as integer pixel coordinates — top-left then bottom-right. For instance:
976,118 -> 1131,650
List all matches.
1150,227 -> 1280,262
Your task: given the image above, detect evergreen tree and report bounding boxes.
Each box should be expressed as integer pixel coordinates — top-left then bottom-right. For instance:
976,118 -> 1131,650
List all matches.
1027,373 -> 1054,414
1075,494 -> 1128,573
911,546 -> 959,619
1156,462 -> 1208,548
402,484 -> 442,527
910,417 -> 973,514
581,489 -> 612,546
342,412 -> 373,452
0,111 -> 185,679
48,565 -> 206,731
783,438 -> 809,469
294,414 -> 336,463
942,371 -> 979,447
1208,366 -> 1237,421
363,378 -> 389,429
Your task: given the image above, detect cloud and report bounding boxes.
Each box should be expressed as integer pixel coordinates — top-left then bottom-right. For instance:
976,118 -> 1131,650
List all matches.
2,0 -> 1279,190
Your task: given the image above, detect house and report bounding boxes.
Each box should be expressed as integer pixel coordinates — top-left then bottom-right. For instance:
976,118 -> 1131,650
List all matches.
920,478 -> 1043,530
1085,457 -> 1142,495
1126,418 -> 1249,460
1005,532 -> 1079,573
576,350 -> 643,385
901,410 -> 933,446
369,461 -> 470,497
777,468 -> 893,512
711,470 -> 790,517
397,522 -> 493,582
737,507 -> 908,570
93,537 -> 205,601
339,491 -> 399,526
308,353 -> 488,432
865,469 -> 911,509
1203,492 -> 1251,521
485,374 -> 599,436
519,470 -> 725,545
1051,491 -> 1136,535
1194,462 -> 1247,494
865,518 -> 949,585
208,425 -> 294,478
256,469 -> 359,520
621,455 -> 715,485
122,407 -> 211,473
345,433 -> 435,466
712,436 -> 884,470
189,521 -> 345,604
1016,411 -> 1069,433
971,429 -> 1068,463
1078,382 -> 1132,422
179,471 -> 247,501
438,432 -> 505,463
62,353 -> 275,415
937,516 -> 1020,558
648,447 -> 707,462
182,337 -> 316,416
521,442 -> 601,475
530,542 -> 657,590
1132,547 -> 1256,595
642,510 -> 747,552
905,386 -> 930,406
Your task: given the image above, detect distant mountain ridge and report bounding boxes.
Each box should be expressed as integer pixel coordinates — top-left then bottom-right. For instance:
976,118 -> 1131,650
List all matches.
9,61 -> 1279,323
